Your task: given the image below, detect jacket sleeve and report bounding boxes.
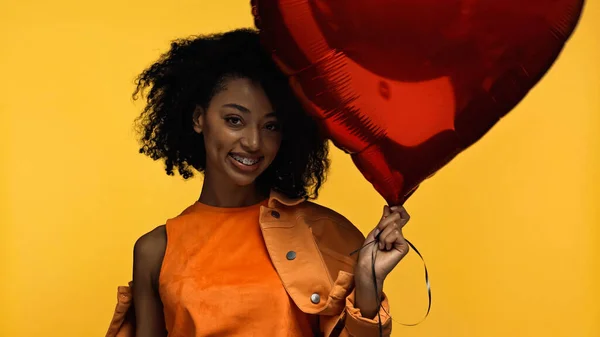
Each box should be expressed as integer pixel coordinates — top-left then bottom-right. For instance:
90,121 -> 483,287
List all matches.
341,289 -> 392,337
105,284 -> 135,337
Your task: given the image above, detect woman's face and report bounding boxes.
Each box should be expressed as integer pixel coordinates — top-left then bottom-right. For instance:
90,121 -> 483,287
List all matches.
194,77 -> 282,188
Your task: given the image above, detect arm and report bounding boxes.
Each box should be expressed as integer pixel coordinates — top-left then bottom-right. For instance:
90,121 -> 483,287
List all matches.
335,258 -> 392,337
340,205 -> 410,337
322,261 -> 393,337
132,225 -> 168,337
354,259 -> 384,319
355,205 -> 409,318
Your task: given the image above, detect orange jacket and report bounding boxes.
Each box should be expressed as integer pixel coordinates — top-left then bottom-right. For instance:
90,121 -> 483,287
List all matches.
105,191 -> 392,337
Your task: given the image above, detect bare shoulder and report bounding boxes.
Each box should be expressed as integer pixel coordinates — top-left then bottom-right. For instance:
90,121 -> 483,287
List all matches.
133,225 -> 167,275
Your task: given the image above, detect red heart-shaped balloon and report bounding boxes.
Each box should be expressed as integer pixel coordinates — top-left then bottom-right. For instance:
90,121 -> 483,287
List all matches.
252,0 -> 584,205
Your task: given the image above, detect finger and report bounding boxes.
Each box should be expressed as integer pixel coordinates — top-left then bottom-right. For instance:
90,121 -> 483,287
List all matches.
383,205 -> 391,218
374,206 -> 395,239
385,230 -> 403,251
394,238 -> 409,257
390,206 -> 410,228
379,222 -> 403,251
376,213 -> 401,249
377,211 -> 401,233
378,219 -> 397,250
391,205 -> 410,221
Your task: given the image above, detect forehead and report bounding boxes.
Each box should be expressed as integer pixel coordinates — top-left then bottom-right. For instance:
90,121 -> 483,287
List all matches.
209,77 -> 275,115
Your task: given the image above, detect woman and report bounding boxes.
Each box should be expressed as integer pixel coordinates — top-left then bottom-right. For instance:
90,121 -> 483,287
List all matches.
106,28 -> 410,337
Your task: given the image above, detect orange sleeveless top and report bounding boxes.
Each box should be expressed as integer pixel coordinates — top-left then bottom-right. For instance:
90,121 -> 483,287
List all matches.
158,200 -> 314,337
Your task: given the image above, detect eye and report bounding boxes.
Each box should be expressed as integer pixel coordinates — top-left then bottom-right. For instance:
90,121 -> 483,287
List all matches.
265,122 -> 281,132
225,116 -> 243,126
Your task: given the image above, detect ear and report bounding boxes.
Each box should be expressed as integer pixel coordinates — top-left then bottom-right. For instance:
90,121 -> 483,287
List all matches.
192,105 -> 204,134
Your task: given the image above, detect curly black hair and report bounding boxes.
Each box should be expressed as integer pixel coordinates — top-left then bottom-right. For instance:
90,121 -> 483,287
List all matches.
132,28 -> 329,199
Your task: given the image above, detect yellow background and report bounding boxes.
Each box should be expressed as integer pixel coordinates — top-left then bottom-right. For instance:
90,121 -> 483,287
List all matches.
1,1 -> 598,336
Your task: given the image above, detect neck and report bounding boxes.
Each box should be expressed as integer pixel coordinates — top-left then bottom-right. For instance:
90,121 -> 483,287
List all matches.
198,174 -> 268,208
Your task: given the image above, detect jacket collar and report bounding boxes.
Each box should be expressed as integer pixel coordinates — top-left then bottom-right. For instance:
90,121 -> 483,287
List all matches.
268,190 -> 307,208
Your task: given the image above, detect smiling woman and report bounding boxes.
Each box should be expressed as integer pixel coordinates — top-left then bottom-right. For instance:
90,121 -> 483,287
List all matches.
2,1 -> 598,337
133,30 -> 329,203
107,28 -> 412,337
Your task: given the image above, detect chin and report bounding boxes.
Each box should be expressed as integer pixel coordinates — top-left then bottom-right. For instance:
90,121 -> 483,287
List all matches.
225,169 -> 262,187
232,176 -> 258,187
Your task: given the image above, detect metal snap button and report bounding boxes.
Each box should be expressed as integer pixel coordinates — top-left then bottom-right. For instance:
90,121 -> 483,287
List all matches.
271,210 -> 280,219
310,293 -> 321,304
286,251 -> 296,260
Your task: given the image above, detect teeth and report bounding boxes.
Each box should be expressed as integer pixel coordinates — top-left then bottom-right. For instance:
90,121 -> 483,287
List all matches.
231,154 -> 259,166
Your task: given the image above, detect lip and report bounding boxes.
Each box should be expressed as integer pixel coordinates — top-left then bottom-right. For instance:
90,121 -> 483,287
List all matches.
229,152 -> 263,161
228,153 -> 263,173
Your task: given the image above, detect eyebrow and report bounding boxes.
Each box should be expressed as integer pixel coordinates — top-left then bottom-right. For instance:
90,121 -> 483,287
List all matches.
222,103 -> 277,117
222,103 -> 250,113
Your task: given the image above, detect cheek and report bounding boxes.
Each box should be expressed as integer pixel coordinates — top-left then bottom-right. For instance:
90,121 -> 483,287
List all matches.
203,130 -> 227,162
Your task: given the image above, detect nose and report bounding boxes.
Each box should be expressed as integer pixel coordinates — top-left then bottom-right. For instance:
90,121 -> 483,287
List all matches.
240,126 -> 260,152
